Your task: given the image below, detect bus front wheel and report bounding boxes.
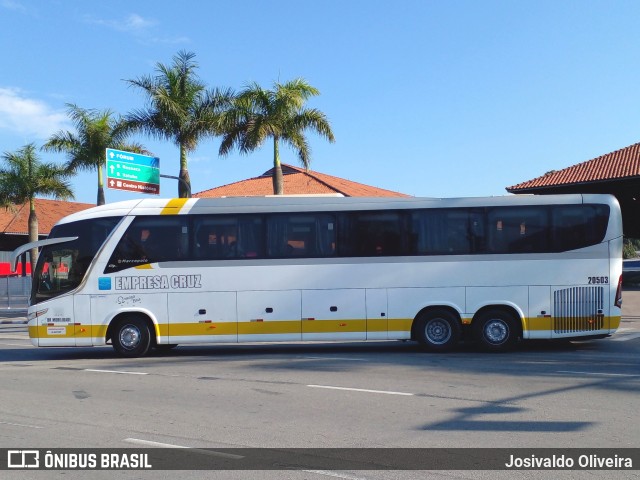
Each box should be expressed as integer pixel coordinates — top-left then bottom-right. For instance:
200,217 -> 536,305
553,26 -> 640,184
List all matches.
414,309 -> 461,352
473,309 -> 519,352
112,316 -> 152,357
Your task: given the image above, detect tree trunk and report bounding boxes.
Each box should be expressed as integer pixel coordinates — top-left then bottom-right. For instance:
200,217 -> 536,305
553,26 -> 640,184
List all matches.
28,198 -> 38,274
272,138 -> 283,195
178,144 -> 191,198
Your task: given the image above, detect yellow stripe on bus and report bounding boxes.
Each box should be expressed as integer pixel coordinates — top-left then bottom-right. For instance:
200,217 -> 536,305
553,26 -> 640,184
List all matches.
161,198 -> 189,215
238,321 -> 300,336
387,318 -> 413,332
302,319 -> 366,333
169,322 -> 238,336
28,316 -> 623,340
609,316 -> 621,329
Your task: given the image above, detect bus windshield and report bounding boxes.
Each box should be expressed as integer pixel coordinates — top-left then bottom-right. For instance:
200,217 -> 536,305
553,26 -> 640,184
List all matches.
32,217 -> 121,305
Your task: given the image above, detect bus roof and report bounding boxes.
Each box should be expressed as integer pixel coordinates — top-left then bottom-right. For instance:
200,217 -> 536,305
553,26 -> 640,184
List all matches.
54,193 -> 619,225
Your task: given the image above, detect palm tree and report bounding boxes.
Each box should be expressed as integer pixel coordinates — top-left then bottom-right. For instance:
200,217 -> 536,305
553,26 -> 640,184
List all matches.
43,103 -> 147,206
0,143 -> 74,271
124,50 -> 233,198
219,78 -> 335,194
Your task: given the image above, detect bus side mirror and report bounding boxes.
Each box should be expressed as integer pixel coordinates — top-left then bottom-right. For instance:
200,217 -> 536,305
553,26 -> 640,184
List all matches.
12,252 -> 28,277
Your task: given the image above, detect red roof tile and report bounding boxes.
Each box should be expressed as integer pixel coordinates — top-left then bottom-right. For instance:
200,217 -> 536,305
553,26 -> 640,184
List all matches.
507,142 -> 640,192
0,198 -> 94,236
195,164 -> 410,198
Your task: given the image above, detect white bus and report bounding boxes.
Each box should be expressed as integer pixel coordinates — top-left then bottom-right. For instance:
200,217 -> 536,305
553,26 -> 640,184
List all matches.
13,194 -> 623,357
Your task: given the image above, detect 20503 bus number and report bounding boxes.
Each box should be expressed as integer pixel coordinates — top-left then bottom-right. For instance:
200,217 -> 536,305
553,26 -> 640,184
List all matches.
588,276 -> 609,284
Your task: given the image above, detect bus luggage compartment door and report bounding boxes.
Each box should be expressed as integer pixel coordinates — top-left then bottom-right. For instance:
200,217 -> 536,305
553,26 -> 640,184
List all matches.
301,289 -> 366,341
527,286 -> 551,340
237,290 -> 302,342
168,291 -> 237,344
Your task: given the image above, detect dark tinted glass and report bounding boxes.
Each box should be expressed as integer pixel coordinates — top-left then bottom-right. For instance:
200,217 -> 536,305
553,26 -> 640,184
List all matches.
339,212 -> 403,256
267,214 -> 335,258
193,215 -> 263,259
552,204 -> 609,251
105,216 -> 188,273
32,217 -> 121,304
486,207 -> 549,253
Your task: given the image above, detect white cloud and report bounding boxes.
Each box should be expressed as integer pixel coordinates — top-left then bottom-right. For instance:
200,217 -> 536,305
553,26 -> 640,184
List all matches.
123,13 -> 156,30
0,87 -> 68,139
1,0 -> 26,13
83,13 -> 188,45
83,13 -> 156,33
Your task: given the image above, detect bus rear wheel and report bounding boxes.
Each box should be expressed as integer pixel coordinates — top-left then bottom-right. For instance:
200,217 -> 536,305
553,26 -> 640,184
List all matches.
112,316 -> 152,357
473,309 -> 519,352
414,309 -> 461,352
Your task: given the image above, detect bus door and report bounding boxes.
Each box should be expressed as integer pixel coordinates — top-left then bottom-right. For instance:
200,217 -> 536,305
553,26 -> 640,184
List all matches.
74,294 -> 93,346
34,294 -> 77,346
30,252 -> 78,346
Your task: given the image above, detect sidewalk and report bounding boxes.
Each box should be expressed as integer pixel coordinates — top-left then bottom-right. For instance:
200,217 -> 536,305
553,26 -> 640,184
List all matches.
0,309 -> 27,324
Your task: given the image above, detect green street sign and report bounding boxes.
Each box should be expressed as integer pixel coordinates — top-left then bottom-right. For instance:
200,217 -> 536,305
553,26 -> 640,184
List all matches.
106,148 -> 160,195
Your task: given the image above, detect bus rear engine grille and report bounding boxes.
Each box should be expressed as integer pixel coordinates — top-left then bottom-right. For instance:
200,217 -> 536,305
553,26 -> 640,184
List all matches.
553,286 -> 604,333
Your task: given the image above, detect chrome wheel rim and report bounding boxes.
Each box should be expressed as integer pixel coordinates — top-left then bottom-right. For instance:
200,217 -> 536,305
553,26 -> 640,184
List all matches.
484,320 -> 508,344
425,318 -> 452,345
119,324 -> 141,350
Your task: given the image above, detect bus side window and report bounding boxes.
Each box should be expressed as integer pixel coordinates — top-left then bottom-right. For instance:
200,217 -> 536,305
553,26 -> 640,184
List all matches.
551,205 -> 608,251
237,216 -> 263,258
105,217 -> 188,272
266,214 -> 335,258
192,215 -> 263,260
487,207 -> 548,253
411,209 -> 475,255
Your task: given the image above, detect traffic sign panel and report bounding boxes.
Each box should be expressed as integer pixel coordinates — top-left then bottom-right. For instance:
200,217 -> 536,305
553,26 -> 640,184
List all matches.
106,148 -> 160,195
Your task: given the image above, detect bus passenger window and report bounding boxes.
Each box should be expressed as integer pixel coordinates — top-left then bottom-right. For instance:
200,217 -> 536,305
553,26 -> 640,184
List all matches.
487,207 -> 548,253
192,215 -> 263,260
267,214 -> 335,258
105,216 -> 188,272
342,212 -> 403,256
552,205 -> 609,251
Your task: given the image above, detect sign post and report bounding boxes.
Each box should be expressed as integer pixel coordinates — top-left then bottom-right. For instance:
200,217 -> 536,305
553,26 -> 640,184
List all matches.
106,148 -> 160,195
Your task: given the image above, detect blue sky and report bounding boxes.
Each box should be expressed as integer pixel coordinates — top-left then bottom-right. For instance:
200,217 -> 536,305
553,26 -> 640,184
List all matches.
2,0 -> 640,204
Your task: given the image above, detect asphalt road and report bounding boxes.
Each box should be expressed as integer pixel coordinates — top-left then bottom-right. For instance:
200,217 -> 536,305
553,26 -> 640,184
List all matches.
0,315 -> 638,480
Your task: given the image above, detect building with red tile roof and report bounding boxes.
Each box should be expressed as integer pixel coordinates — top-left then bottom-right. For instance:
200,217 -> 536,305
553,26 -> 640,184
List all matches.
195,164 -> 410,198
506,142 -> 640,236
507,142 -> 640,192
0,199 -> 95,270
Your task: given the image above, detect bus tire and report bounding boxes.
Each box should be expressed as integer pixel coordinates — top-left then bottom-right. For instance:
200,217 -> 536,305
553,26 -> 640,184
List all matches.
414,309 -> 461,352
112,316 -> 152,357
473,309 -> 519,352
